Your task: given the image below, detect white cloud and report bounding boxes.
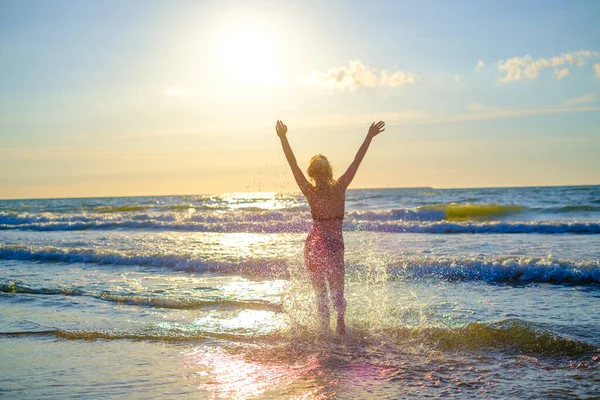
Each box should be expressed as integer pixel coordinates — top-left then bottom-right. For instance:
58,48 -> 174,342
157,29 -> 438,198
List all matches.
466,103 -> 486,112
554,68 -> 569,79
497,50 -> 597,82
565,93 -> 597,105
302,60 -> 418,91
595,63 -> 600,77
476,60 -> 485,69
454,74 -> 460,82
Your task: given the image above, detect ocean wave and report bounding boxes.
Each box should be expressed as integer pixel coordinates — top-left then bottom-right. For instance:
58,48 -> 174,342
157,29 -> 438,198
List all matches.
384,256 -> 600,285
351,220 -> 600,234
0,327 -> 276,343
544,205 -> 600,213
2,245 -> 599,285
1,210 -> 599,233
94,205 -> 153,213
97,293 -> 283,312
0,244 -> 289,278
389,319 -> 598,357
0,281 -> 84,296
417,204 -> 528,221
0,282 -> 282,312
1,319 -> 597,358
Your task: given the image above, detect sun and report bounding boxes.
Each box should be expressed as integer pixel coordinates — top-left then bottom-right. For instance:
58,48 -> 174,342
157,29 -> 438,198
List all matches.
217,23 -> 285,86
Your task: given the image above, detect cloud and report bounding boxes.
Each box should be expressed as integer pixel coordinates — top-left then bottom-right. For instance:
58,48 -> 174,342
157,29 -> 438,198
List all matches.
554,68 -> 569,79
302,60 -> 418,91
497,50 -> 598,82
476,60 -> 485,69
454,74 -> 460,82
565,93 -> 597,105
465,103 -> 486,112
595,63 -> 600,77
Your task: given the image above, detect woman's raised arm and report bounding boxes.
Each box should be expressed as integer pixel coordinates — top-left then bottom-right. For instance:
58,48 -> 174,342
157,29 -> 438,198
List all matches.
276,120 -> 312,196
337,121 -> 385,189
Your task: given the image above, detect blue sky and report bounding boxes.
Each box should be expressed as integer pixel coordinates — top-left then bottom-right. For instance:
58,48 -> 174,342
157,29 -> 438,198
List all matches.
1,0 -> 599,198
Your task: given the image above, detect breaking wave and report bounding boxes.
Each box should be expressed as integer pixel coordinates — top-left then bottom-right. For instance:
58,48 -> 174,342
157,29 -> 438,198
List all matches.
1,319 -> 597,358
1,210 -> 599,234
0,282 -> 282,312
2,244 -> 599,285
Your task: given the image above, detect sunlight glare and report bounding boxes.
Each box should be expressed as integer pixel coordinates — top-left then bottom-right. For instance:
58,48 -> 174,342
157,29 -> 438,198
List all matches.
217,22 -> 286,86
221,192 -> 288,210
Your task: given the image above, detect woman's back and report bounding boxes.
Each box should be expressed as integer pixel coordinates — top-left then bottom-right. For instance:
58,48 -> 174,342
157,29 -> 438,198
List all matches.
306,183 -> 346,233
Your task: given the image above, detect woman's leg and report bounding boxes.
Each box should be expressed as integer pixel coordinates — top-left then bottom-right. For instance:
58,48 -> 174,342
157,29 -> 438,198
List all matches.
305,235 -> 330,332
308,266 -> 330,332
328,251 -> 347,335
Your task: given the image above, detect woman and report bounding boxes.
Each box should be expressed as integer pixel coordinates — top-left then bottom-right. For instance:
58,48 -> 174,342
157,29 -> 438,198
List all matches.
276,120 -> 386,335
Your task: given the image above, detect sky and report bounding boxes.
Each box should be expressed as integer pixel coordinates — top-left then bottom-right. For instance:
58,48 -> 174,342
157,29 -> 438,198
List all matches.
1,0 -> 599,199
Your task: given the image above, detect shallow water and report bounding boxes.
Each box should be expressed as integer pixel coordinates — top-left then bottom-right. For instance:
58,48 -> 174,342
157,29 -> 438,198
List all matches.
1,186 -> 599,398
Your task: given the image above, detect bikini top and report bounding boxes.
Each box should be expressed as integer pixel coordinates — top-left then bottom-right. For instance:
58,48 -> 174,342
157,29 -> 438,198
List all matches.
311,212 -> 344,222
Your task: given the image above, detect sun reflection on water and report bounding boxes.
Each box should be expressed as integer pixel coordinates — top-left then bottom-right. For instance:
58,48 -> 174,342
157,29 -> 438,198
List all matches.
220,192 -> 299,211
184,347 -> 322,399
215,233 -> 283,259
183,344 -> 393,399
192,309 -> 286,336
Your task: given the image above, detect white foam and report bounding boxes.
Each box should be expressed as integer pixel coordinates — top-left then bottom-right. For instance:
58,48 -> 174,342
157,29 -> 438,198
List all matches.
1,211 -> 599,234
2,244 -> 599,285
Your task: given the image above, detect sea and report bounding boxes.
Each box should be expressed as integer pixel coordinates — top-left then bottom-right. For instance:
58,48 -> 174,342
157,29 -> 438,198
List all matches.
1,185 -> 599,399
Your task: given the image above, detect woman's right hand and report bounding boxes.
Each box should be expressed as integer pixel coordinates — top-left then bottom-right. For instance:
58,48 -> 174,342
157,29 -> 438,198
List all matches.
367,121 -> 385,138
276,120 -> 288,138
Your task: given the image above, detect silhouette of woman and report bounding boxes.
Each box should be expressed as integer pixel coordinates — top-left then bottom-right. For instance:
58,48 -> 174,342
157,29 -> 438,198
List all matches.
276,120 -> 386,334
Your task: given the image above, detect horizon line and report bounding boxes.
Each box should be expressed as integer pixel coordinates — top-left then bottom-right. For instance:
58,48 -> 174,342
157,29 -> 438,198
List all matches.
1,183 -> 598,202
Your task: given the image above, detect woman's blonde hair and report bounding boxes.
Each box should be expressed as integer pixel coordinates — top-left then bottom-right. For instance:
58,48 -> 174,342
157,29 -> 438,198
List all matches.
307,154 -> 336,188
